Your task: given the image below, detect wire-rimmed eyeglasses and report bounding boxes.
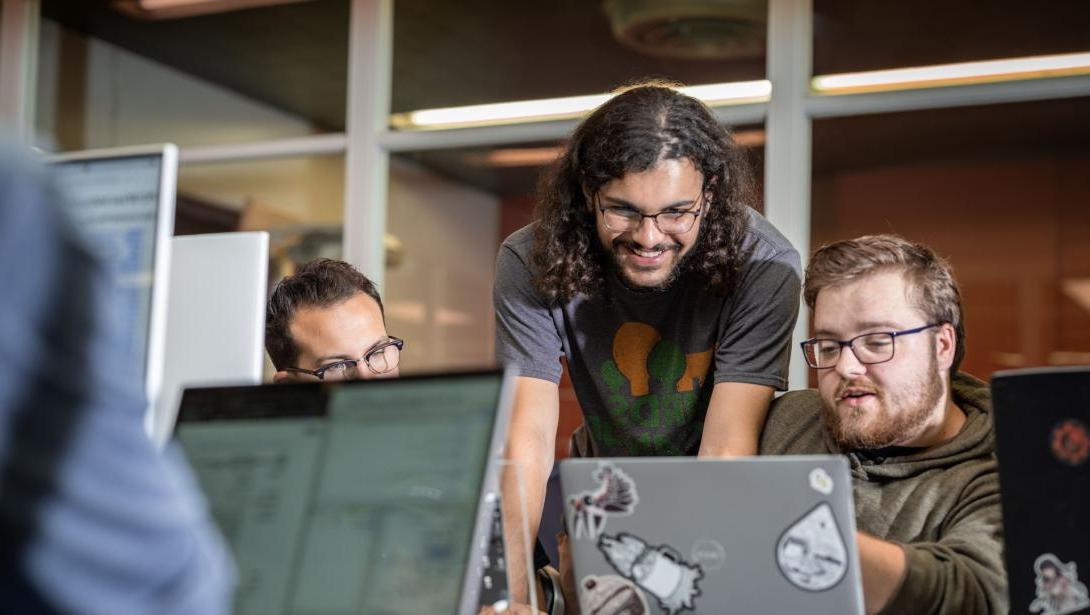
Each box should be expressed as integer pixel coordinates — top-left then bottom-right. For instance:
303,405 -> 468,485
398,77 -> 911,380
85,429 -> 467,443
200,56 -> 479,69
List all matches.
800,324 -> 942,369
285,336 -> 404,381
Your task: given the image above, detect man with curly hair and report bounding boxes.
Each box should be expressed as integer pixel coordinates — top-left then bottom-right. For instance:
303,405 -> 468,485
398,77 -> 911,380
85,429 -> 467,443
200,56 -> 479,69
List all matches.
494,82 -> 802,601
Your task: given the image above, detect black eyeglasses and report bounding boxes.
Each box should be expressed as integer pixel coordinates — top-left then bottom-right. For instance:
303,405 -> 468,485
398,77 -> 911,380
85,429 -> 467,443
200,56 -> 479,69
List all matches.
800,324 -> 942,369
286,336 -> 404,381
597,193 -> 704,234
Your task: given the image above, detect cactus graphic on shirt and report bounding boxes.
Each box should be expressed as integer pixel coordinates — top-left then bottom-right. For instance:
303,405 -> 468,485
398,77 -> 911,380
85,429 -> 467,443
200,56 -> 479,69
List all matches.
590,322 -> 714,455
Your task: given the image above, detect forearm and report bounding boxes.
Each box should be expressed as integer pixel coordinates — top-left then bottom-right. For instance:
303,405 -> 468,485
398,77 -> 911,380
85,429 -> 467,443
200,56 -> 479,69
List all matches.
501,434 -> 553,603
857,532 -> 907,615
698,382 -> 773,457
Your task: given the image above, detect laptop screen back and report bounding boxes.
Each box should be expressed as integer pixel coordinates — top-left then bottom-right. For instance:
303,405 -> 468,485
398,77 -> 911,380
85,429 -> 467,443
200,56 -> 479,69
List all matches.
176,371 -> 508,615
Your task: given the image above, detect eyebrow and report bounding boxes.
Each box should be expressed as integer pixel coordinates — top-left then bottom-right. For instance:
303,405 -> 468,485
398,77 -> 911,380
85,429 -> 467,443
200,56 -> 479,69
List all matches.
812,321 -> 904,337
600,195 -> 698,211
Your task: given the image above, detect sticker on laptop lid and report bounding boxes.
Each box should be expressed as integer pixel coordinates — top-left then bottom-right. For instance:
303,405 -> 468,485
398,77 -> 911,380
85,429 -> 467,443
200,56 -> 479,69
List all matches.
809,467 -> 834,495
569,462 -> 638,541
776,503 -> 848,592
1050,419 -> 1090,467
598,532 -> 704,614
1030,553 -> 1090,615
579,575 -> 649,615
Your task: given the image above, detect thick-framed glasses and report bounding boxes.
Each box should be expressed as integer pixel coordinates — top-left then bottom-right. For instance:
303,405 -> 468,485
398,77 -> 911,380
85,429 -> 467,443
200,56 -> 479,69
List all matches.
800,324 -> 942,369
597,193 -> 704,234
285,336 -> 404,381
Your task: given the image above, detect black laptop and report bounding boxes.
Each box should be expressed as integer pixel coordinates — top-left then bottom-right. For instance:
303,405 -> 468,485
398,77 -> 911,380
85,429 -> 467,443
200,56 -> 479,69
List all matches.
992,367 -> 1090,615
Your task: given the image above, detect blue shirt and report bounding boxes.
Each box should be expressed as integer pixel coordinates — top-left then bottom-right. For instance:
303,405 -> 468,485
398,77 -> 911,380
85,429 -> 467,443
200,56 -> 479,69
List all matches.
0,146 -> 234,614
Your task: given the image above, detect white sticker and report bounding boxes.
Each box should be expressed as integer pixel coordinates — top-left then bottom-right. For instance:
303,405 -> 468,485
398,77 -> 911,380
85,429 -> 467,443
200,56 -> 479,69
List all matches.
776,503 -> 848,592
569,463 -> 638,540
809,467 -> 834,495
599,532 -> 703,615
579,574 -> 649,615
1030,553 -> 1090,615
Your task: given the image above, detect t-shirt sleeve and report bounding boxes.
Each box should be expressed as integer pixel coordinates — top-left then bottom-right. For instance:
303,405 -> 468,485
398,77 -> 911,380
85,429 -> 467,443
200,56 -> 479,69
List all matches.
493,240 -> 564,383
713,245 -> 802,391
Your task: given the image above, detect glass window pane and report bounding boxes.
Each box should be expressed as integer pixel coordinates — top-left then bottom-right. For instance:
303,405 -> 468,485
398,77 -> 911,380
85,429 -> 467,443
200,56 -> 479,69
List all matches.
811,98 -> 1090,378
393,0 -> 767,113
814,0 -> 1090,75
177,154 -> 344,276
36,1 -> 346,151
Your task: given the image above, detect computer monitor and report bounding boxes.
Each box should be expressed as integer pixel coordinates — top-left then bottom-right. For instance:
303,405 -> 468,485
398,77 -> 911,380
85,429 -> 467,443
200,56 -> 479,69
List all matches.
174,369 -> 515,615
48,144 -> 177,413
152,231 -> 270,447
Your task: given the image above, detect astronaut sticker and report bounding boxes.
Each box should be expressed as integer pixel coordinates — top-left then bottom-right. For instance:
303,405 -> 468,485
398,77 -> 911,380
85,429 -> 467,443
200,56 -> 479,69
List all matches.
776,503 -> 848,592
598,532 -> 704,615
1030,553 -> 1090,615
569,463 -> 638,540
579,575 -> 649,615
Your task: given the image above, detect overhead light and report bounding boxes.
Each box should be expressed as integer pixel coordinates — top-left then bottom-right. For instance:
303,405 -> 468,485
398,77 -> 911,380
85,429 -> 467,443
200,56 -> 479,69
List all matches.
812,52 -> 1090,94
464,128 -> 764,169
390,80 -> 771,131
112,0 -> 313,20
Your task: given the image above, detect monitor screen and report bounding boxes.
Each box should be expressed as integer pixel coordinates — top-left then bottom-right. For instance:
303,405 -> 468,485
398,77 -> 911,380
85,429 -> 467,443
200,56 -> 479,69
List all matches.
175,372 -> 507,615
48,145 -> 176,400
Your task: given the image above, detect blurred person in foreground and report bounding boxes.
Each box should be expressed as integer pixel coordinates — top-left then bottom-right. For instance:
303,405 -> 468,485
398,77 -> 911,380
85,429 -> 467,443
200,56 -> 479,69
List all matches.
0,144 -> 234,614
761,235 -> 1006,614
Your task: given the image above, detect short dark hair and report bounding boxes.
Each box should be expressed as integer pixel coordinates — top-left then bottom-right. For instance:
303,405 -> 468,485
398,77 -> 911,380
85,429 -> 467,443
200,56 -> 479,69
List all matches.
265,258 -> 384,370
804,234 -> 966,375
531,81 -> 756,301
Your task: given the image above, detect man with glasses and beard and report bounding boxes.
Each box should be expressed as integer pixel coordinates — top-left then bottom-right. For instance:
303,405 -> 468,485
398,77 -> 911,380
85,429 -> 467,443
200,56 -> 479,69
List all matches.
265,258 -> 403,383
761,234 -> 1006,614
494,82 -> 802,604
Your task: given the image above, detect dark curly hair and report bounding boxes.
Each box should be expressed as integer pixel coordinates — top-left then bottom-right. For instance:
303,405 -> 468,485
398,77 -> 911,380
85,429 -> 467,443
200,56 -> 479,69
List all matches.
265,258 -> 384,370
531,81 -> 756,302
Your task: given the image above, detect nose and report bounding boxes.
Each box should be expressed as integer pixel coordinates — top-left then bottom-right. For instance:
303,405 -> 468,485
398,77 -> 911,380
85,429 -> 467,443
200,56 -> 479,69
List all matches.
630,215 -> 664,247
834,344 -> 867,379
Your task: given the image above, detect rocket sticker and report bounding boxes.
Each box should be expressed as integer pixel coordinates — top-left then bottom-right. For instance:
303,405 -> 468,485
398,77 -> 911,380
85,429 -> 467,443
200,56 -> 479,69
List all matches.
569,463 -> 638,540
1030,553 -> 1090,615
598,532 -> 703,614
578,575 -> 649,615
776,503 -> 848,592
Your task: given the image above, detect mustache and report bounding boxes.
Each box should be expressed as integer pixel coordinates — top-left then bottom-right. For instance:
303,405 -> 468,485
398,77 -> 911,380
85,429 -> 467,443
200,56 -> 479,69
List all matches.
612,239 -> 681,252
835,379 -> 880,399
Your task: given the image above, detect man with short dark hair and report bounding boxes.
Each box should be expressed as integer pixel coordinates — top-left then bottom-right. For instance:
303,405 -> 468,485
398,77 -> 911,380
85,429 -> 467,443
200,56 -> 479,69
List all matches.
494,82 -> 802,602
761,234 -> 1006,614
265,258 -> 402,383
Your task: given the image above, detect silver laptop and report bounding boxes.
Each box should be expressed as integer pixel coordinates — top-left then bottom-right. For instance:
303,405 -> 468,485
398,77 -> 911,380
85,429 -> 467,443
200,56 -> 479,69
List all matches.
174,369 -> 514,615
561,456 -> 864,615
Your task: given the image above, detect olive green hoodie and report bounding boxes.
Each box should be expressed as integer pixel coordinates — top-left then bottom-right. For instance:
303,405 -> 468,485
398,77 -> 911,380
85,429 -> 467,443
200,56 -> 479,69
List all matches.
760,372 -> 1007,614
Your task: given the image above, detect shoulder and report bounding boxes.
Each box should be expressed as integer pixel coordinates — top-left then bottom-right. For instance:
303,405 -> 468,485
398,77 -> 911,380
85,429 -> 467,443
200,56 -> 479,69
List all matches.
739,209 -> 802,273
499,223 -> 536,260
760,390 -> 828,455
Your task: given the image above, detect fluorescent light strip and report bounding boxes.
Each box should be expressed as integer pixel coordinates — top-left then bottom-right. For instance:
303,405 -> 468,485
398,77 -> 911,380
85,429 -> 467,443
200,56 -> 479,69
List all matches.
813,52 -> 1090,94
391,80 -> 771,130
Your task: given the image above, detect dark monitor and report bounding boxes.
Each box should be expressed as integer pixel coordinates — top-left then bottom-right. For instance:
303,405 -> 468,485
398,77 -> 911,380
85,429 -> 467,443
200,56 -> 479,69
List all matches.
992,366 -> 1090,614
174,369 -> 514,615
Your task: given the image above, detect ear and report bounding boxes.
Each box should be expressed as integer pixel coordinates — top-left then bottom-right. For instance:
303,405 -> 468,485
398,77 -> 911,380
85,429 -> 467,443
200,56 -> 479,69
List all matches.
934,323 -> 957,372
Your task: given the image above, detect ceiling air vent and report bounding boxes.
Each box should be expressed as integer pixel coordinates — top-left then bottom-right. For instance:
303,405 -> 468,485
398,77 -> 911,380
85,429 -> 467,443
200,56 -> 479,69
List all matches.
603,0 -> 766,60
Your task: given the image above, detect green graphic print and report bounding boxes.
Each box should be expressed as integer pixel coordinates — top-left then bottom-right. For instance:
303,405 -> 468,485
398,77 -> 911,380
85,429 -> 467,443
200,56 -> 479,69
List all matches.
587,322 -> 713,456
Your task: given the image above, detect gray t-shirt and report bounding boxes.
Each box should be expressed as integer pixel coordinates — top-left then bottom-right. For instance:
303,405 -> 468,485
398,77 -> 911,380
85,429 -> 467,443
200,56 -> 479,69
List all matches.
494,208 -> 802,457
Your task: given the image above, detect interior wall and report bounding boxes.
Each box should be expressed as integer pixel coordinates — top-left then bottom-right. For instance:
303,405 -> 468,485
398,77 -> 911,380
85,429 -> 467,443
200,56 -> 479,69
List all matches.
386,159 -> 500,373
812,156 -> 1090,380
